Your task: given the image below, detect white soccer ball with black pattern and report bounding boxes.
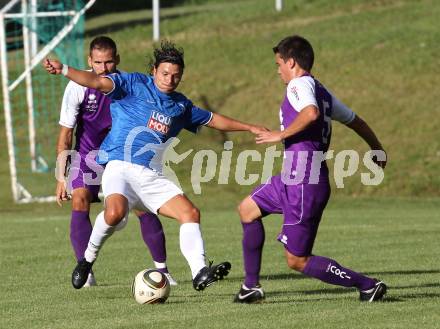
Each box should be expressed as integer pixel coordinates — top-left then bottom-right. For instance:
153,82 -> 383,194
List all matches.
131,269 -> 170,304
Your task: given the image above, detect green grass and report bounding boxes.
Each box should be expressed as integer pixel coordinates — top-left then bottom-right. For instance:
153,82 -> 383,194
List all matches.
1,1 -> 439,328
84,0 -> 440,197
1,0 -> 440,202
1,198 -> 439,329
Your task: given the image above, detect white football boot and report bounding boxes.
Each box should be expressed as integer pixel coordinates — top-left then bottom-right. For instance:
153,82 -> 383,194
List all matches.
164,272 -> 178,286
83,272 -> 97,287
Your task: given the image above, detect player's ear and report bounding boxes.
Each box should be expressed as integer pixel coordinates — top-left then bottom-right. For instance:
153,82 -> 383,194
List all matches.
115,54 -> 120,66
287,58 -> 295,69
87,55 -> 92,68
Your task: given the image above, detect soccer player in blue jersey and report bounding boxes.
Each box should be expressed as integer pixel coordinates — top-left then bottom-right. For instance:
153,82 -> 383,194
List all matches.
56,36 -> 176,287
233,35 -> 388,303
45,40 -> 267,290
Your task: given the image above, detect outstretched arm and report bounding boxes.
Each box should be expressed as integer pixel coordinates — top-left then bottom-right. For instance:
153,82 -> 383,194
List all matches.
206,113 -> 268,134
255,105 -> 319,144
346,114 -> 387,168
43,58 -> 114,93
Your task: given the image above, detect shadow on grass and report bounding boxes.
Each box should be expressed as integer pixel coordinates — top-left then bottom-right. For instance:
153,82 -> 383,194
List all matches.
160,269 -> 440,304
392,282 -> 440,290
262,289 -> 407,304
365,269 -> 440,276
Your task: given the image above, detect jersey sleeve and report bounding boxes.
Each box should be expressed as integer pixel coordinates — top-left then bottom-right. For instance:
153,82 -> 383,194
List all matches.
286,77 -> 319,112
59,81 -> 85,128
330,92 -> 356,124
105,71 -> 132,100
184,102 -> 213,134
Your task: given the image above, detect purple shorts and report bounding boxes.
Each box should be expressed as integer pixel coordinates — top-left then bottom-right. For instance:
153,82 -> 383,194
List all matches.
251,174 -> 330,256
67,153 -> 104,203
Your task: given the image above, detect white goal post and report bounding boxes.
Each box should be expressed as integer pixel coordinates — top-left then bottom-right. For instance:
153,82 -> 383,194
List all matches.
0,0 -> 96,203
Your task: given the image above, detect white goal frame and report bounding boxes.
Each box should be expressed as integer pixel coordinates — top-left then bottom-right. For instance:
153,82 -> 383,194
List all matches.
0,0 -> 96,203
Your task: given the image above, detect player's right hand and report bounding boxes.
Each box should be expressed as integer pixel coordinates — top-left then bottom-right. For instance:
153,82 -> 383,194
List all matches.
56,180 -> 70,206
43,58 -> 62,75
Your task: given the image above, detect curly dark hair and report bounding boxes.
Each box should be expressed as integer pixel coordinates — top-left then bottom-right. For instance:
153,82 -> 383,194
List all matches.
148,40 -> 184,73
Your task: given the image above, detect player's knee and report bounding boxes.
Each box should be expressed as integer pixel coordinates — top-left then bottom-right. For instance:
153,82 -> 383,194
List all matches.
237,200 -> 253,223
179,206 -> 200,222
114,215 -> 128,231
71,193 -> 90,211
104,208 -> 127,226
188,206 -> 200,221
237,200 -> 246,216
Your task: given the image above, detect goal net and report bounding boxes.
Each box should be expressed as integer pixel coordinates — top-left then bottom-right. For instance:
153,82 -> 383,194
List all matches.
0,0 -> 96,203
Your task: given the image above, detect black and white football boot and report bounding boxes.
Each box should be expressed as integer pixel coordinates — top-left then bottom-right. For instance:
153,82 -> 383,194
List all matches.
234,284 -> 265,304
192,261 -> 231,291
72,259 -> 94,289
359,280 -> 387,302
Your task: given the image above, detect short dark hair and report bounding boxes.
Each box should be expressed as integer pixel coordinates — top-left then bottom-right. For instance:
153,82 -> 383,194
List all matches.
89,36 -> 118,57
273,35 -> 314,72
148,40 -> 184,72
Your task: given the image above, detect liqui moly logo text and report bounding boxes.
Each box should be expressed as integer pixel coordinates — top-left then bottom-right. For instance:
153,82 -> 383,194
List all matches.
148,111 -> 171,134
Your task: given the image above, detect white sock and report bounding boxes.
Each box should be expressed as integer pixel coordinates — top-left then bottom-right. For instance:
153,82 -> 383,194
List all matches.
154,261 -> 167,269
179,223 -> 206,278
84,211 -> 115,263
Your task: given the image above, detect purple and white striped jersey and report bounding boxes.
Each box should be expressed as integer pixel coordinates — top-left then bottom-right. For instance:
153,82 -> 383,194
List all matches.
280,75 -> 355,184
59,80 -> 112,156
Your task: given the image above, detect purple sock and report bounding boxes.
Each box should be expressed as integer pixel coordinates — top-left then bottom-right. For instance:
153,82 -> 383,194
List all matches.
70,210 -> 92,261
302,255 -> 376,290
139,213 -> 166,263
242,219 -> 265,288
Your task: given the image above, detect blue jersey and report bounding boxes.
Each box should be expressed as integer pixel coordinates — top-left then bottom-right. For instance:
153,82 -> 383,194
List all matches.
97,72 -> 212,169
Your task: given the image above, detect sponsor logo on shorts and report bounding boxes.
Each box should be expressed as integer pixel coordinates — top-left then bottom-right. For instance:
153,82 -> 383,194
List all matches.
326,263 -> 351,279
147,111 -> 171,134
280,234 -> 288,244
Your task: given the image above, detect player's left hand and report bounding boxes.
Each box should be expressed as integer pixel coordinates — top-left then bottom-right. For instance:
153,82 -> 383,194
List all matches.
255,130 -> 284,144
249,125 -> 270,135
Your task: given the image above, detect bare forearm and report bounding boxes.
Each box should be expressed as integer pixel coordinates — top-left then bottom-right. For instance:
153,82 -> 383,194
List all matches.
56,128 -> 73,178
280,106 -> 319,139
207,113 -> 253,132
347,115 -> 383,150
64,67 -> 111,92
44,58 -> 112,93
56,135 -> 72,156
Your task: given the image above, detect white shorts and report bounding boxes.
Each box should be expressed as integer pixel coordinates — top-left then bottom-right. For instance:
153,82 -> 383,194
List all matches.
102,160 -> 183,214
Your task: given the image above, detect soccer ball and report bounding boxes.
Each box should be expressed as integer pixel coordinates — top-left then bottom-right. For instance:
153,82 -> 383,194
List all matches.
131,269 -> 170,304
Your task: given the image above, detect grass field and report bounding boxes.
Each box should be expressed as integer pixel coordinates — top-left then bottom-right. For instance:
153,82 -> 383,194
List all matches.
1,0 -> 440,201
1,198 -> 439,329
1,0 -> 439,328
